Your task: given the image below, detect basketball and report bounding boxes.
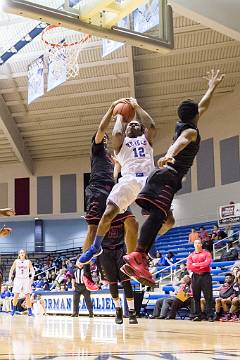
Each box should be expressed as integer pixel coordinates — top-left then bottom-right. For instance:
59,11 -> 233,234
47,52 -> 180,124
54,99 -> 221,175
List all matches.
113,102 -> 135,123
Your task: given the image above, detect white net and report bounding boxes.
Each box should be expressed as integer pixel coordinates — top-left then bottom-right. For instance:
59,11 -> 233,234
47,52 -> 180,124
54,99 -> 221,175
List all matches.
42,25 -> 91,80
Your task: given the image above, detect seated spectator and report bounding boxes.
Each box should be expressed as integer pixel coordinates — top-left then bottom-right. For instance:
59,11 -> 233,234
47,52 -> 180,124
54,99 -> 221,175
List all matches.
161,252 -> 176,267
231,261 -> 240,278
166,275 -> 194,319
33,275 -> 44,290
0,285 -> 12,312
199,226 -> 209,243
151,275 -> 194,319
188,228 -> 199,243
211,224 -> 227,241
149,252 -> 164,274
60,284 -> 66,292
224,225 -> 234,241
173,263 -> 189,286
42,277 -> 50,291
150,296 -> 174,319
65,277 -> 72,291
46,255 -> 53,268
50,269 -> 66,290
221,242 -> 239,262
31,294 -> 46,316
228,272 -> 240,321
214,273 -> 235,321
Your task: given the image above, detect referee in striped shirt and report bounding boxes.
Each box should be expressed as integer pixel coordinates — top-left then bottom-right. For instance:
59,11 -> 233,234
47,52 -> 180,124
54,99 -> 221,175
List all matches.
71,262 -> 94,317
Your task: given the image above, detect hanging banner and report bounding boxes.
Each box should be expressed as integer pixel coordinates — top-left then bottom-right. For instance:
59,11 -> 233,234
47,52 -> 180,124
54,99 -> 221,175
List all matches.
133,0 -> 159,33
218,203 -> 240,225
27,55 -> 44,104
47,47 -> 67,92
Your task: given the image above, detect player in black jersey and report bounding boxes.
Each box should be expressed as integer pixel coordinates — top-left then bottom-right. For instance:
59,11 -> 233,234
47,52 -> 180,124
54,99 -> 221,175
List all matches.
98,218 -> 138,324
122,69 -> 225,286
82,99 -> 138,290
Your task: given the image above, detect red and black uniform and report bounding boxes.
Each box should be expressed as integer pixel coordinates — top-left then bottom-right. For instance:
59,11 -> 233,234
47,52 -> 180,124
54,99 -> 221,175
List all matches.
98,220 -> 133,299
135,121 -> 201,253
85,137 -> 133,224
187,249 -> 214,319
137,121 -> 200,215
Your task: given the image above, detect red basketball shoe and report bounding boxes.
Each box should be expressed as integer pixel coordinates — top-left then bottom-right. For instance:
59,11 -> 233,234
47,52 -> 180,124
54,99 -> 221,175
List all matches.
122,252 -> 155,287
83,275 -> 99,291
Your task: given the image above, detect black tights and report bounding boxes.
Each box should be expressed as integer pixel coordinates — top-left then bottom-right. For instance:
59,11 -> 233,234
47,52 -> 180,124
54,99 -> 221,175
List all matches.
110,280 -> 133,299
136,208 -> 165,253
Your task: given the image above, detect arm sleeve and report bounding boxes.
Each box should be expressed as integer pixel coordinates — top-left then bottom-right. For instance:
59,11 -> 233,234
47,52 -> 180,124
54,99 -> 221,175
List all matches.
92,140 -> 104,155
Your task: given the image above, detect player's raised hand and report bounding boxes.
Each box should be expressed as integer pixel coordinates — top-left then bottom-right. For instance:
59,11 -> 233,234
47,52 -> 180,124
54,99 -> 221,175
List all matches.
111,98 -> 131,108
203,69 -> 225,89
128,97 -> 139,109
0,208 -> 15,216
157,156 -> 175,168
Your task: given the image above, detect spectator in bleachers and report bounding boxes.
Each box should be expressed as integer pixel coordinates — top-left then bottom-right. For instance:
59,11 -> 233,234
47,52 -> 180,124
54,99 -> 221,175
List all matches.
213,273 -> 235,321
65,277 -> 72,291
46,255 -> 53,268
220,242 -> 239,262
166,275 -> 194,319
33,275 -> 44,290
0,285 -> 12,312
151,275 -> 194,319
211,224 -> 226,241
188,228 -> 199,243
42,277 -> 50,291
187,239 -> 214,322
173,263 -> 189,286
198,226 -> 209,243
228,272 -> 240,321
161,252 -> 176,267
31,294 -> 46,316
149,252 -> 164,274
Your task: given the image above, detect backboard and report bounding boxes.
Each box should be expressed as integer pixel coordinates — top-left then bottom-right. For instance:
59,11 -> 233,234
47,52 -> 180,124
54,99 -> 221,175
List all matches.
3,0 -> 174,54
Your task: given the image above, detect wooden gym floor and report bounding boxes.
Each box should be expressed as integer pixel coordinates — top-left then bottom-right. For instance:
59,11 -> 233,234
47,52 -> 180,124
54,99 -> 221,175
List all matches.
0,313 -> 239,359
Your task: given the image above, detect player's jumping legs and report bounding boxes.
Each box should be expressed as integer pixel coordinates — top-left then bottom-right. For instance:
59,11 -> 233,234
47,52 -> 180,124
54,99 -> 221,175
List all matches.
121,280 -> 138,324
81,224 -> 99,291
122,208 -> 166,286
109,282 -> 123,324
80,203 -> 120,264
124,217 -> 138,254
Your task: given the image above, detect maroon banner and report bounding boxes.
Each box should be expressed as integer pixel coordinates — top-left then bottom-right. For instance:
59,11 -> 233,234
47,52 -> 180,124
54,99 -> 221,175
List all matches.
15,178 -> 30,215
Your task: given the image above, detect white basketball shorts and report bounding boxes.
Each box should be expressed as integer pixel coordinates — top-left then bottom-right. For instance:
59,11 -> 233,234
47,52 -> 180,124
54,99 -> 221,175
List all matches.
107,174 -> 147,213
13,278 -> 32,295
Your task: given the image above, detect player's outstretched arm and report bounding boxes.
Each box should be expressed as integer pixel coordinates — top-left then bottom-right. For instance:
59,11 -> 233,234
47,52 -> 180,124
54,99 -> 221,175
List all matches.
198,69 -> 225,118
112,115 -> 127,154
95,98 -> 129,144
128,98 -> 156,145
158,128 -> 197,168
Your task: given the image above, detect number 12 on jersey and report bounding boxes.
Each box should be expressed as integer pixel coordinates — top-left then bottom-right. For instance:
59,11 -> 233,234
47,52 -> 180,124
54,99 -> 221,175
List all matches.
133,147 -> 145,157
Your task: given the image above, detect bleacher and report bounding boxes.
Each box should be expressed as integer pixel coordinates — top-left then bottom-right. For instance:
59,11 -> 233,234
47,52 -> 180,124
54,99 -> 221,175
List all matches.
142,220 -> 240,315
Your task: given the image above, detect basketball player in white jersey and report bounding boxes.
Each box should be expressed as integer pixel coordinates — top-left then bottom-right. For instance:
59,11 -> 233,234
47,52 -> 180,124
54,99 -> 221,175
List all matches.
8,249 -> 35,316
80,98 -> 156,264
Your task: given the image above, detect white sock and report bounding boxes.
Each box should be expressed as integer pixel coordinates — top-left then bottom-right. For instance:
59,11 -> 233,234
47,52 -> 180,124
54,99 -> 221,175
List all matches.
113,298 -> 121,308
127,298 -> 134,311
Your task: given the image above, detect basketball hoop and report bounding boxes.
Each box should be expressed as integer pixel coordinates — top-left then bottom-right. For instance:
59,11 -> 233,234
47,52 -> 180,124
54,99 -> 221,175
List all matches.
41,25 -> 91,79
